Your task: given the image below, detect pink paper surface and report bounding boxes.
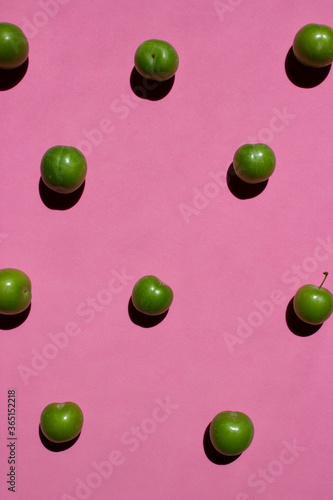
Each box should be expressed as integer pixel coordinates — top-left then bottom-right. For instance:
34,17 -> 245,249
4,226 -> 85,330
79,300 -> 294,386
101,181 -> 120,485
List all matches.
1,1 -> 333,499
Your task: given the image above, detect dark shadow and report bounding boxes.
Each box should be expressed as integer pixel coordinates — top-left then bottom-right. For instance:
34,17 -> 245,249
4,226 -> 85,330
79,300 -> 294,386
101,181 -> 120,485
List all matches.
130,67 -> 175,101
39,178 -> 85,210
128,297 -> 168,328
285,298 -> 322,336
39,425 -> 81,452
203,423 -> 241,465
227,163 -> 268,199
285,47 -> 331,88
0,58 -> 29,91
0,304 -> 31,330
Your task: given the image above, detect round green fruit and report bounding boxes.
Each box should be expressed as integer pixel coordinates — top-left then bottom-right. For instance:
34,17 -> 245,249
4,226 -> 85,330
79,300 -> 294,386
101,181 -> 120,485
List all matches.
40,402 -> 84,443
233,143 -> 276,184
209,411 -> 254,456
131,275 -> 173,316
293,24 -> 333,68
293,272 -> 333,325
40,146 -> 87,194
134,39 -> 179,82
0,268 -> 31,315
0,22 -> 29,70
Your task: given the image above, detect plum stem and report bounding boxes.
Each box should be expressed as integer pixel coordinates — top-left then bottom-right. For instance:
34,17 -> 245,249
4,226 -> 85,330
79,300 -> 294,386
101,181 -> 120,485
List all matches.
319,272 -> 329,288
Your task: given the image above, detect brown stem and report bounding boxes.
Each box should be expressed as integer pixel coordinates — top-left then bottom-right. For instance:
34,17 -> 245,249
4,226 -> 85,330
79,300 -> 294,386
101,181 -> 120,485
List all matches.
319,272 -> 329,288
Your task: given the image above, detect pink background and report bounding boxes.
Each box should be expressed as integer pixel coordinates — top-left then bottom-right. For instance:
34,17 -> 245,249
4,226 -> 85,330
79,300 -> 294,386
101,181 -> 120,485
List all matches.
1,1 -> 333,499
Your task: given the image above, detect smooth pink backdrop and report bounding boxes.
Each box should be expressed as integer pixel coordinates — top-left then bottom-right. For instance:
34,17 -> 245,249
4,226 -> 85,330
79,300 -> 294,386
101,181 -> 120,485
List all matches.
1,1 -> 333,499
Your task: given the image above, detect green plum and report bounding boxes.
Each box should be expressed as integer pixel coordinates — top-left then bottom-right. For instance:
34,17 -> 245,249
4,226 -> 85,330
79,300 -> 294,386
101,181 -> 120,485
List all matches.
134,39 -> 179,82
131,275 -> 173,316
293,272 -> 333,325
233,143 -> 276,184
293,24 -> 333,68
40,402 -> 83,443
0,22 -> 29,70
209,411 -> 254,456
0,268 -> 31,315
40,146 -> 87,194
